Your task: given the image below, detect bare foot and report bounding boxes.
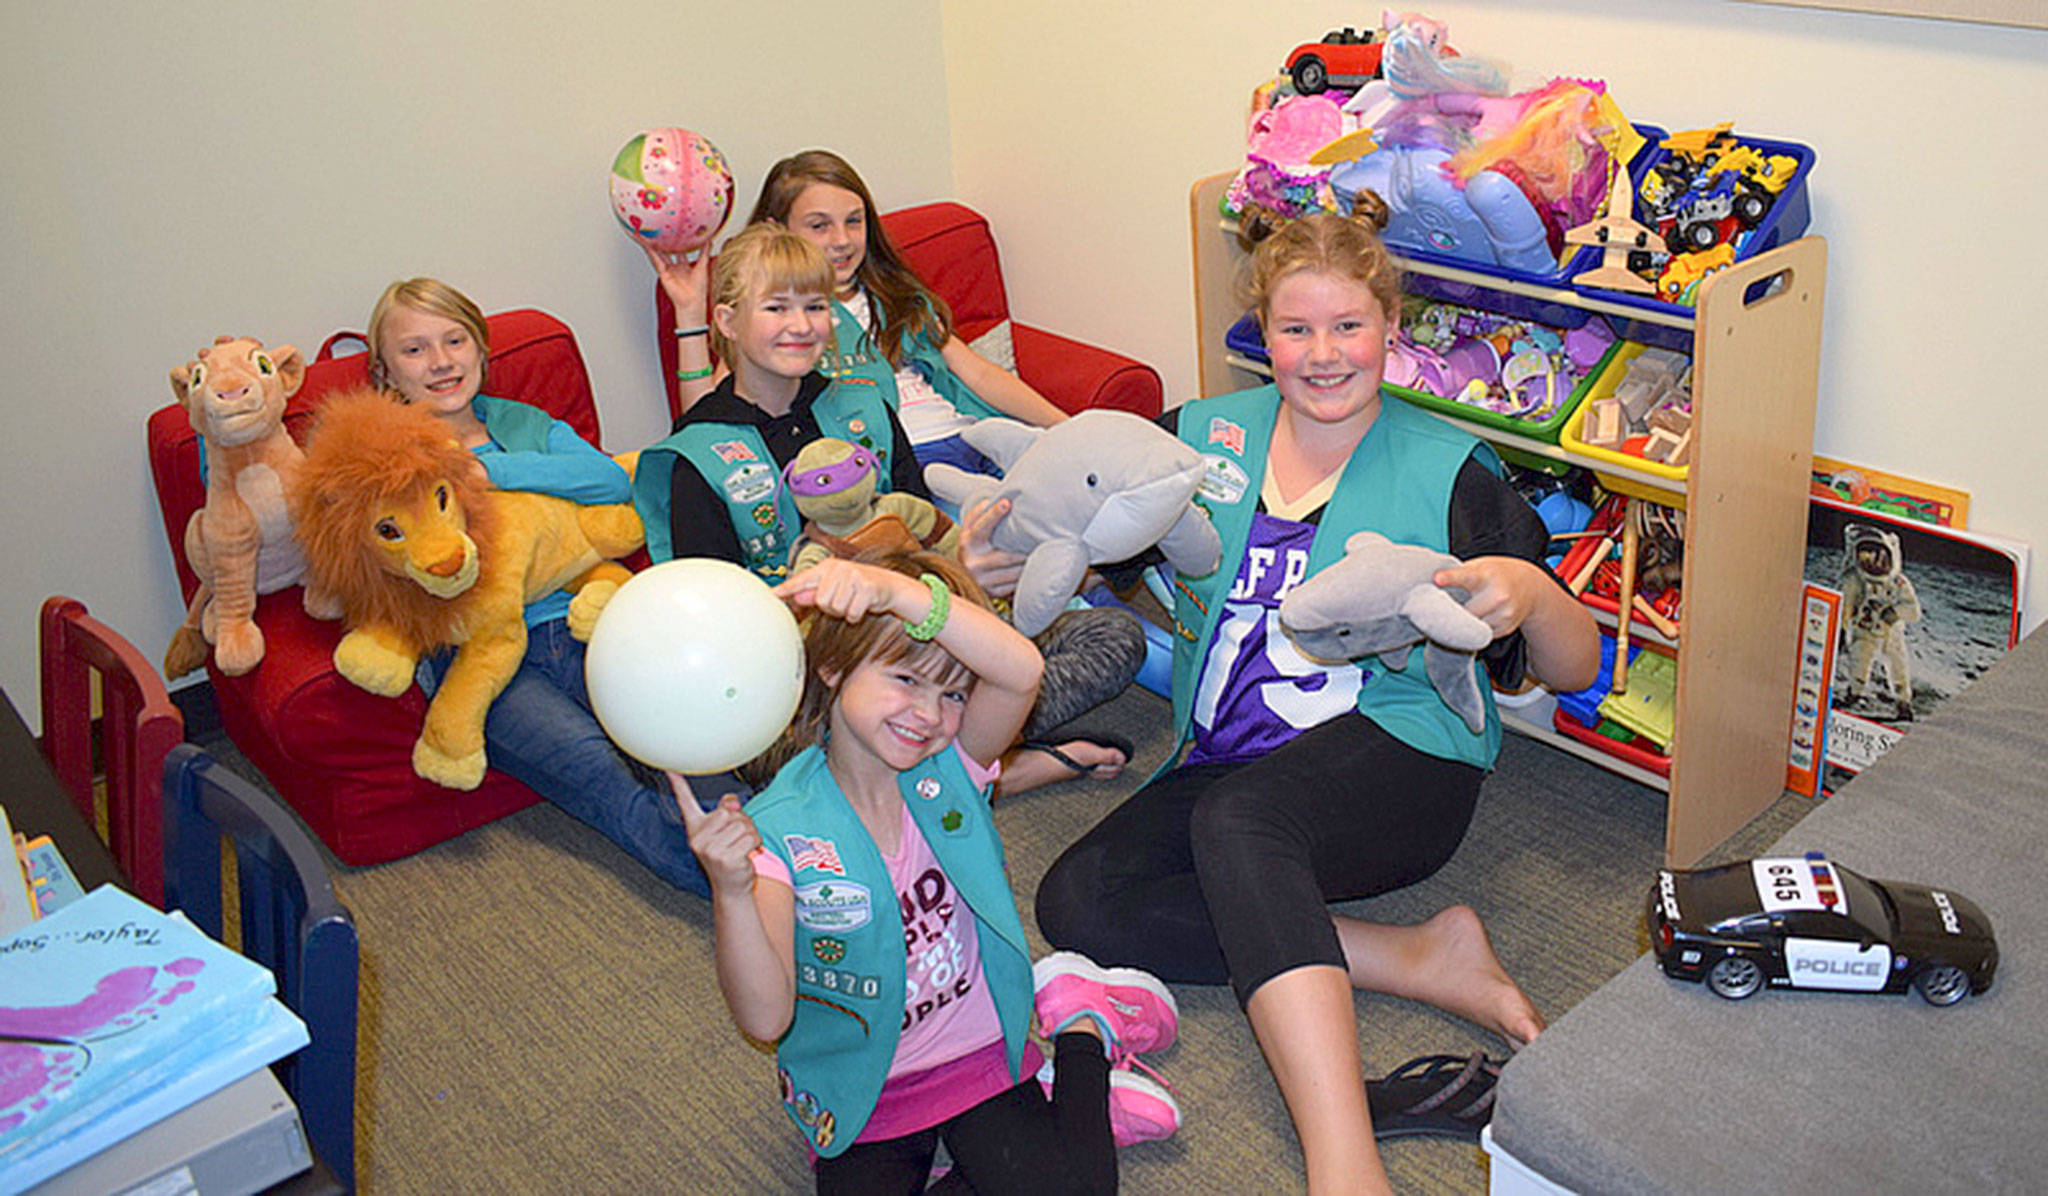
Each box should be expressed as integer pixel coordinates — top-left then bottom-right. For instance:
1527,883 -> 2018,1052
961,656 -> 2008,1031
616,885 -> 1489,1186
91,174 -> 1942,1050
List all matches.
1334,905 -> 1545,1048
996,740 -> 1128,798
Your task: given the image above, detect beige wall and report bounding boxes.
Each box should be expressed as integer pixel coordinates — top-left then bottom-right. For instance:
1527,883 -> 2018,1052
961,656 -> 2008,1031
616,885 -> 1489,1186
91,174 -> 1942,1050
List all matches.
0,1 -> 951,711
943,0 -> 2048,629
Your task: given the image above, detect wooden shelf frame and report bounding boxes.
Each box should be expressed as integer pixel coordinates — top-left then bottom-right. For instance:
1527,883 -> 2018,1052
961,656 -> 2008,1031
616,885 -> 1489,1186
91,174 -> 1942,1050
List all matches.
1189,172 -> 1828,865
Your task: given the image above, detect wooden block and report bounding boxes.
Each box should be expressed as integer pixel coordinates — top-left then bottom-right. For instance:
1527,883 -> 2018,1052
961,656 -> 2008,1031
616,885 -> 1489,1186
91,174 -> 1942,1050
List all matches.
1586,399 -> 1625,448
1616,379 -> 1658,425
1648,403 -> 1692,436
1666,426 -> 1693,466
1644,427 -> 1685,463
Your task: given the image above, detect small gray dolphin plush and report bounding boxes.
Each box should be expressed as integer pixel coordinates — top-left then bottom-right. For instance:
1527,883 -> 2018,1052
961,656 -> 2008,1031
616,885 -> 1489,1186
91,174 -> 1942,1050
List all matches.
925,411 -> 1221,636
1278,530 -> 1495,733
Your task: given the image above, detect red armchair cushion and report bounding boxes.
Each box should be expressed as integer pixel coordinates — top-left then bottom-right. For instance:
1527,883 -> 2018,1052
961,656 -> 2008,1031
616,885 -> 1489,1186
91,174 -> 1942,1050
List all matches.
883,201 -> 1012,343
145,309 -> 597,864
656,200 -> 1161,421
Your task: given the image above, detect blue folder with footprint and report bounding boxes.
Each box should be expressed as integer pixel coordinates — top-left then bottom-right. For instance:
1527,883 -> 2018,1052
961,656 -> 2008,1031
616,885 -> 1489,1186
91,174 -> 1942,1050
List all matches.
0,884 -> 309,1193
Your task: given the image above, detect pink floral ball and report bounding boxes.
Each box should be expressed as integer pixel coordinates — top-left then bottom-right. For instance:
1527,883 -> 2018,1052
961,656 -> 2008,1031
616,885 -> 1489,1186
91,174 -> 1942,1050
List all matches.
609,128 -> 734,256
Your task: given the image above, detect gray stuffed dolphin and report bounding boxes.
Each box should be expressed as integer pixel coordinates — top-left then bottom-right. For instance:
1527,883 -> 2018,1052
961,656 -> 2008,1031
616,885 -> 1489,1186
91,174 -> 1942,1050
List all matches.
1277,530 -> 1495,734
925,411 -> 1221,636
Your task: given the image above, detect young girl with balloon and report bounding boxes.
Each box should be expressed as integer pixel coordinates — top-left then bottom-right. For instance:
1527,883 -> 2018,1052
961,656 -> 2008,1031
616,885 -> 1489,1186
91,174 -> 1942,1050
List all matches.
676,550 -> 1179,1190
633,226 -> 1134,795
1033,209 -> 1599,1192
369,277 -> 716,896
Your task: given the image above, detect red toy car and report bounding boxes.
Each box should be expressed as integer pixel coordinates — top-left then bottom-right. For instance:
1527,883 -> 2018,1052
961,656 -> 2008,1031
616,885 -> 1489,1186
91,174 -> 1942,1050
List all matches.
1284,28 -> 1383,94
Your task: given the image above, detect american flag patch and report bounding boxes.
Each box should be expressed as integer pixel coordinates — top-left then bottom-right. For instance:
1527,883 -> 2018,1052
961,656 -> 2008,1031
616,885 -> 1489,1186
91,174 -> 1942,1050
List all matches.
785,835 -> 846,876
712,440 -> 756,464
1207,417 -> 1245,455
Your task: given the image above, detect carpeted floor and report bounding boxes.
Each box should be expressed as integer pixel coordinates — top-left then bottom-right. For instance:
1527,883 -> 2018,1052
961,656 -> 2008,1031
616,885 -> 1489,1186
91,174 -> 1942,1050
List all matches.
180,681 -> 1814,1194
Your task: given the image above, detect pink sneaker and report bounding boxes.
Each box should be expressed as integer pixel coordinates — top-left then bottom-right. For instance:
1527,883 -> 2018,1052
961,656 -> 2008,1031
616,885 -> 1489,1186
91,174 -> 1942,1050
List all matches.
1108,1063 -> 1181,1146
1032,951 -> 1178,1058
1033,1055 -> 1183,1147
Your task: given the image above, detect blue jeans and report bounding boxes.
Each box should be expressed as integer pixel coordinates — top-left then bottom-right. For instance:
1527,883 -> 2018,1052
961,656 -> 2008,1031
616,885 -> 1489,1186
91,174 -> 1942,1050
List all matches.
421,619 -> 739,897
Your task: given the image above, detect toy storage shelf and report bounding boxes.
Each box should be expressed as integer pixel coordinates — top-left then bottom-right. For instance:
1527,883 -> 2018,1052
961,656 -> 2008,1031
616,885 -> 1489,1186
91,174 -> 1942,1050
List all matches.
1189,171 -> 1827,866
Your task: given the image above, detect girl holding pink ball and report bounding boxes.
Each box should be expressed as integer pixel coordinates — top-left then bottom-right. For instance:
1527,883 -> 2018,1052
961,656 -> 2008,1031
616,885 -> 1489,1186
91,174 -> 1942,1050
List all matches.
647,149 -> 1069,468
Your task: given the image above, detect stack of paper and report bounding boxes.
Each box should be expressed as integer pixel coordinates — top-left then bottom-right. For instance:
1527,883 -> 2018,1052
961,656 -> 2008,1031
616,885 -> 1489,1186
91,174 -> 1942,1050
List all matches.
0,885 -> 309,1194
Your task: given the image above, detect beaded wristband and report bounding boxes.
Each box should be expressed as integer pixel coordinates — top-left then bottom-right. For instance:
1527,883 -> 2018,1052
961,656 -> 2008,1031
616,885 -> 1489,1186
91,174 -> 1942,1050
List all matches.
674,325 -> 710,338
903,573 -> 951,641
675,365 -> 715,382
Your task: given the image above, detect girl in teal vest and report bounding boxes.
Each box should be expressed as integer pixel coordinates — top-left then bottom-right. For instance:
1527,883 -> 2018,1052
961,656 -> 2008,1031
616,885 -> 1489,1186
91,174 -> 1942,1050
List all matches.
635,224 -> 922,579
368,278 -> 716,897
640,224 -> 1142,798
1034,210 -> 1599,1191
652,149 -> 1068,473
675,552 -> 1179,1190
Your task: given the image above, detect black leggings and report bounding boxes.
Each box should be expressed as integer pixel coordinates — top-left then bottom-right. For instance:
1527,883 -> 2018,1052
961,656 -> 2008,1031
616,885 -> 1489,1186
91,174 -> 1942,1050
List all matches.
1035,712 -> 1483,1006
814,1033 -> 1114,1196
1027,607 -> 1147,739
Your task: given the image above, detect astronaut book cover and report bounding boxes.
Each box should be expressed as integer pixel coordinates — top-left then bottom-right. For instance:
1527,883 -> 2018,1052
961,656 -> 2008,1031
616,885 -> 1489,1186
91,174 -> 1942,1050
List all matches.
1802,497 -> 2027,795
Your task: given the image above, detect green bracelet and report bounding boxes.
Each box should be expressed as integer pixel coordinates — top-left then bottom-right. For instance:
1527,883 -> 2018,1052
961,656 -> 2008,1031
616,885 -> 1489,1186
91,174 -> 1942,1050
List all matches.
674,325 -> 709,338
675,364 -> 715,382
903,573 -> 951,641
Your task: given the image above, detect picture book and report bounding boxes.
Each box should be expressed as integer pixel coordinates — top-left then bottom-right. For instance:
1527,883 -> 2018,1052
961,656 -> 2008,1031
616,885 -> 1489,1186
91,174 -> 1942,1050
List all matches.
1785,584 -> 1840,800
1802,497 -> 2027,794
0,807 -> 35,938
1809,455 -> 1969,528
22,836 -> 86,917
0,884 -> 309,1194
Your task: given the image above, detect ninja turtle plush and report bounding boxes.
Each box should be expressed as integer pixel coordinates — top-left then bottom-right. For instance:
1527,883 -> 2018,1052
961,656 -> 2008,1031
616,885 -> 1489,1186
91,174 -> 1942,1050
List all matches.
785,437 -> 957,572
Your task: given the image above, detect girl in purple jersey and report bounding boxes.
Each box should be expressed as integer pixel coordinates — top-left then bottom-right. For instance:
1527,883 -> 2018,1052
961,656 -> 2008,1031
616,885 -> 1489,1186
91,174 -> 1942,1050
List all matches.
1036,207 -> 1598,1193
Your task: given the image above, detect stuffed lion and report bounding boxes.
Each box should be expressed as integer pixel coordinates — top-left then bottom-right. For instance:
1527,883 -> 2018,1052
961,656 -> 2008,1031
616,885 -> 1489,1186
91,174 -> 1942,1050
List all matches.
288,388 -> 645,790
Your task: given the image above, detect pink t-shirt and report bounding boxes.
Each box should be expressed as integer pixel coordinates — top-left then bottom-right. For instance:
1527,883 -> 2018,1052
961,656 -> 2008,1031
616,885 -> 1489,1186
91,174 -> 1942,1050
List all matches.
754,748 -> 1024,1141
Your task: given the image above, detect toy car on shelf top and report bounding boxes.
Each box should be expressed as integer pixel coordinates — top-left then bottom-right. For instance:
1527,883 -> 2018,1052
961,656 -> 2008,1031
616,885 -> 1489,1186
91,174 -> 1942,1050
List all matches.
1283,28 -> 1383,94
1647,852 -> 1997,1006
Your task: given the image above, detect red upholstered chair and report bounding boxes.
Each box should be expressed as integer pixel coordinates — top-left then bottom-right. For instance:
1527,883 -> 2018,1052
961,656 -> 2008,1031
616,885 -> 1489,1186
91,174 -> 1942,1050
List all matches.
38,595 -> 186,906
145,310 -> 599,865
657,200 -> 1164,423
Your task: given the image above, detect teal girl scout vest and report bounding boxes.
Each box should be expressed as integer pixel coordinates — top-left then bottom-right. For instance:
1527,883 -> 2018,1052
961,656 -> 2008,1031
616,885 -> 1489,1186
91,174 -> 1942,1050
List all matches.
631,380 -> 896,579
1170,385 -> 1504,769
823,297 -> 1004,425
747,745 -> 1034,1156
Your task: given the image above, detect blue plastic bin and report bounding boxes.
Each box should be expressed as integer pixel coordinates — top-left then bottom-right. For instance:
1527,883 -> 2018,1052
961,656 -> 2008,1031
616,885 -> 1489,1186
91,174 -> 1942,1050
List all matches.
1579,133 -> 1816,346
1224,311 -> 1269,364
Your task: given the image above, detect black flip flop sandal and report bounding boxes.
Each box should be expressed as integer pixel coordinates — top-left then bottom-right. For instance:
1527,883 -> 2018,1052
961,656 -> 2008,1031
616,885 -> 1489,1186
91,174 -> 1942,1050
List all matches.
1015,733 -> 1134,778
1365,1051 -> 1502,1142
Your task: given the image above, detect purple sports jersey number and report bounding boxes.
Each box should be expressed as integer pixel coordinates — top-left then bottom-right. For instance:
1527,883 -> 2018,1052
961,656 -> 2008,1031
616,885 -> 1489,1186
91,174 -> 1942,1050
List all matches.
1188,514 -> 1366,764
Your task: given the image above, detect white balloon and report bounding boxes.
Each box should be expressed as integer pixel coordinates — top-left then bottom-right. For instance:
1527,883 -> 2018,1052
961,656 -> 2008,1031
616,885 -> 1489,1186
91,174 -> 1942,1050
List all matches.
585,559 -> 805,774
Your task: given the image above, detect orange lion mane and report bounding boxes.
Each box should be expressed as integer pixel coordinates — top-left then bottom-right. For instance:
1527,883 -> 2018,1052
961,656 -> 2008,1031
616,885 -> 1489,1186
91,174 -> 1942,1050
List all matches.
288,387 -> 501,652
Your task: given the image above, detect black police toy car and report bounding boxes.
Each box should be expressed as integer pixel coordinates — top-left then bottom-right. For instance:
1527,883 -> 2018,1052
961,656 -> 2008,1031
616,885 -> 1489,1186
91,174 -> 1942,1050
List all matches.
1647,852 -> 1996,1006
